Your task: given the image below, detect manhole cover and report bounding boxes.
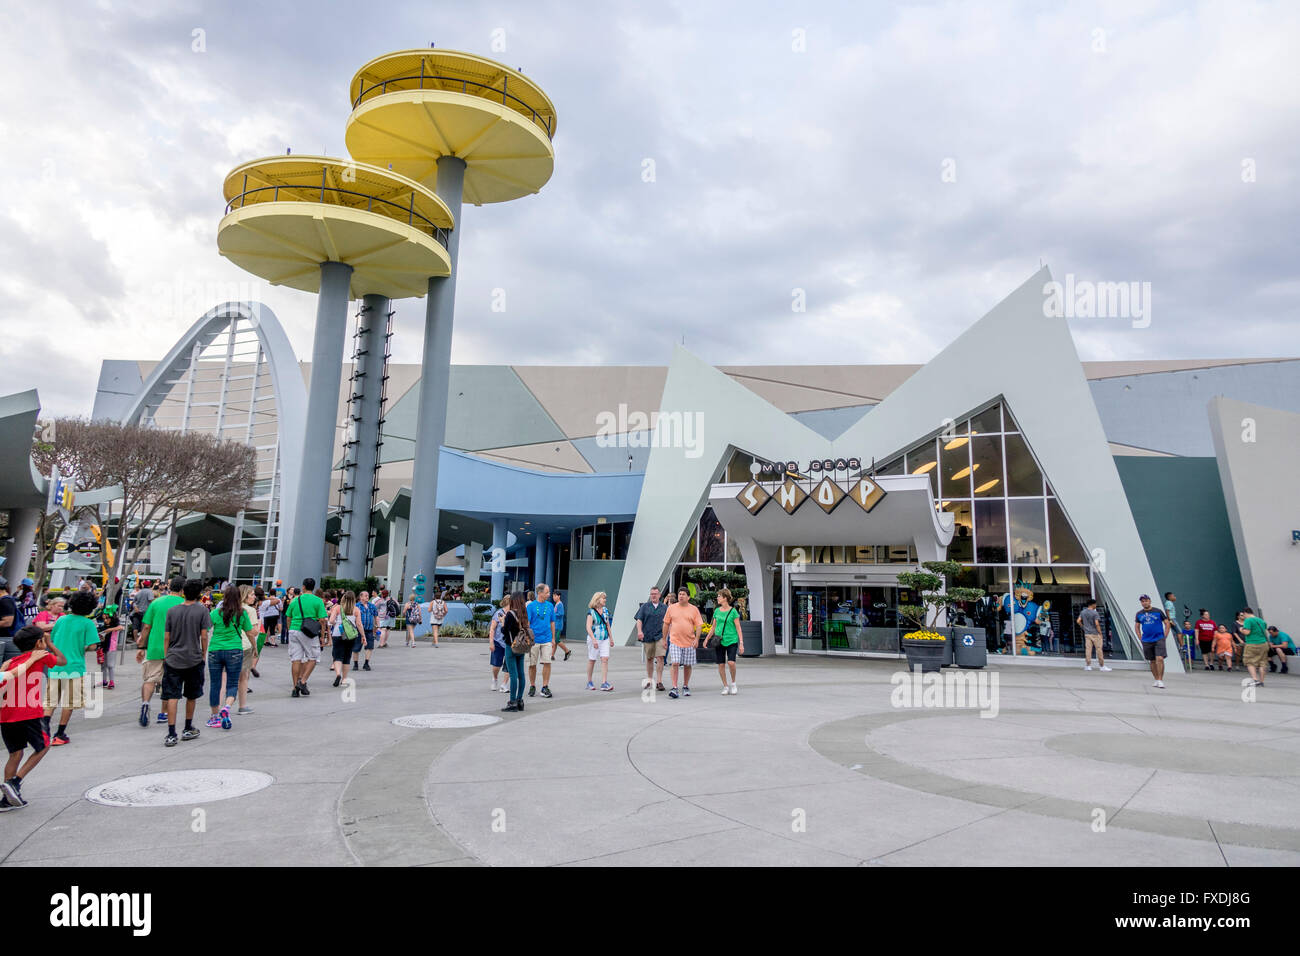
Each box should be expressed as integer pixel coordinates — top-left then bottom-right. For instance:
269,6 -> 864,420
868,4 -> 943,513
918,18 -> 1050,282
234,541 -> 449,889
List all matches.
391,713 -> 501,729
86,769 -> 274,807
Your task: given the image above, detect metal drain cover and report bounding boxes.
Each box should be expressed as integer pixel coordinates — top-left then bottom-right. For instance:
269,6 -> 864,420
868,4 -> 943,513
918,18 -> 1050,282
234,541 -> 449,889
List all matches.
391,713 -> 501,729
86,769 -> 274,807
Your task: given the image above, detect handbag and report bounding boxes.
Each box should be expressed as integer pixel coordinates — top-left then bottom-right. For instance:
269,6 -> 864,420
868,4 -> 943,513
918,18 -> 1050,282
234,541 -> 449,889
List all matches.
293,597 -> 322,640
509,612 -> 534,655
707,608 -> 736,650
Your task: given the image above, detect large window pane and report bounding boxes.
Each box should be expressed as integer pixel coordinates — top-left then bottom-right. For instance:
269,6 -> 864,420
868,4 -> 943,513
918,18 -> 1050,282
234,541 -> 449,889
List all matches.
906,439 -> 939,497
614,522 -> 633,560
940,436 -> 972,499
1047,498 -> 1089,564
1003,433 -> 1044,497
943,500 -> 974,563
974,499 -> 1008,563
1008,498 -> 1048,564
969,405 -> 1002,435
725,533 -> 742,564
970,435 -> 1004,497
876,456 -> 904,476
698,507 -> 725,563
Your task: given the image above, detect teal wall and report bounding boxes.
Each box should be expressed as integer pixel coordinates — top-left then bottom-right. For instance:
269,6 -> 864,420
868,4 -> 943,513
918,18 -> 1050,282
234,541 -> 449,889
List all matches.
563,559 -> 626,641
1114,457 -> 1247,628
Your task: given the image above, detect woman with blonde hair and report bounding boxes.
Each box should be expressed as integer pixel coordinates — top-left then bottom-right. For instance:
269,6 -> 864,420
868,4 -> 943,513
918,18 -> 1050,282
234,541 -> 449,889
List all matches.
235,585 -> 261,714
585,591 -> 614,692
327,591 -> 364,687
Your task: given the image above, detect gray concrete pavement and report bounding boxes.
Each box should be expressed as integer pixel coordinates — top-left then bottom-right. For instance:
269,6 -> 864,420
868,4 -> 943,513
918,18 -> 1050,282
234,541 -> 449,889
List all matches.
2,640 -> 1298,866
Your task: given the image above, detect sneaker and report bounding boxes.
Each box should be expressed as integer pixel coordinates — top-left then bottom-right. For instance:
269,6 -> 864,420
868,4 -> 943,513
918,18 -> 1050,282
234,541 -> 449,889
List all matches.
668,688 -> 679,699
586,682 -> 595,691
1084,665 -> 1092,671
656,682 -> 665,692
600,682 -> 613,692
292,686 -> 301,698
683,686 -> 691,697
1099,665 -> 1112,672
4,791 -> 26,809
0,796 -> 12,812
182,727 -> 200,741
528,686 -> 537,698
501,700 -> 519,713
491,680 -> 499,691
1154,680 -> 1165,688
139,704 -> 150,728
333,675 -> 341,687
220,706 -> 231,730
51,733 -> 69,746
363,662 -> 371,671
564,650 -> 572,661
164,733 -> 178,747
499,684 -> 510,693
730,684 -> 738,695
721,685 -> 731,695
0,778 -> 19,804
206,716 -> 222,729
299,683 -> 310,696
237,707 -> 254,715
156,710 -> 169,723
541,686 -> 553,698
250,668 -> 260,678
516,699 -> 524,711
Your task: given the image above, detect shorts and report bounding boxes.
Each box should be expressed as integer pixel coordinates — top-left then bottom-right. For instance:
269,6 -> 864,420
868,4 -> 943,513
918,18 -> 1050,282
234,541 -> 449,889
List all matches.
142,658 -> 164,685
668,644 -> 697,667
1084,633 -> 1103,654
588,638 -> 611,660
1269,645 -> 1292,658
1198,638 -> 1214,658
490,644 -> 505,667
43,676 -> 86,710
1243,643 -> 1268,667
714,642 -> 739,662
241,647 -> 256,673
363,630 -> 376,650
641,639 -> 664,662
1,718 -> 48,755
332,636 -> 362,664
161,663 -> 204,701
288,629 -> 321,662
1142,640 -> 1165,661
528,641 -> 554,666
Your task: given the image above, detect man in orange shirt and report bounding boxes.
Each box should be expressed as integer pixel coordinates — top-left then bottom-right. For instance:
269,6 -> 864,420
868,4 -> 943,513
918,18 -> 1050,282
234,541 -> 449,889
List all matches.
663,587 -> 702,699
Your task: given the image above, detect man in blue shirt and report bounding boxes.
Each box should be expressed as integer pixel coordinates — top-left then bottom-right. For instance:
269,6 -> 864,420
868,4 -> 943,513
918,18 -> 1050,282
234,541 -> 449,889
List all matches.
526,584 -> 556,698
552,591 -> 570,662
1134,594 -> 1171,688
355,590 -> 378,672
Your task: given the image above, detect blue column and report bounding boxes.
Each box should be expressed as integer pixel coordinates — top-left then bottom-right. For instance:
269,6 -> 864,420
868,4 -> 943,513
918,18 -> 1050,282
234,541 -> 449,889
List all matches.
490,516 -> 507,601
541,535 -> 554,591
533,535 -> 545,590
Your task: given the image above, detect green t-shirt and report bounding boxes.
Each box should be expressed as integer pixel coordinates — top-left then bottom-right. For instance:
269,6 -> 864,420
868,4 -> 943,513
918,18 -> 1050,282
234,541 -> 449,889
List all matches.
1240,616 -> 1269,645
713,607 -> 742,647
286,593 -> 327,631
143,594 -> 185,661
1273,630 -> 1295,650
209,607 -> 254,652
48,614 -> 100,678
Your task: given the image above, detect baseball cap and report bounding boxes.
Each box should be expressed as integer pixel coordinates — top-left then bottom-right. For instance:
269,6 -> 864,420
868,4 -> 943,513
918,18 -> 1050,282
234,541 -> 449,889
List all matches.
1138,594 -> 1150,601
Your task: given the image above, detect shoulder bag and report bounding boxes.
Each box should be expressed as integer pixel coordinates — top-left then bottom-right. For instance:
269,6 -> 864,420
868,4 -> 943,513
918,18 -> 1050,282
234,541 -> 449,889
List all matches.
294,596 -> 322,640
509,611 -> 534,655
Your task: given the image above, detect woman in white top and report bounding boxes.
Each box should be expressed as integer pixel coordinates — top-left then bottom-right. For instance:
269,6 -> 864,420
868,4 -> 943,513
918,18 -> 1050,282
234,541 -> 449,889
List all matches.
327,591 -> 365,686
257,590 -> 281,646
428,590 -> 448,648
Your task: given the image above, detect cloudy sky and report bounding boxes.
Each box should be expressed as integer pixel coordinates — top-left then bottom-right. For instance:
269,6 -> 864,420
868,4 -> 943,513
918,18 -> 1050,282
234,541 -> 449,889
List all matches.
1,0 -> 1296,417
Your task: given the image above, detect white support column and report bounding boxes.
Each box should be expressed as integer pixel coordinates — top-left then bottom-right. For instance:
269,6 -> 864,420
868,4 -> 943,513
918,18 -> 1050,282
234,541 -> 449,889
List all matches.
464,541 -> 483,589
389,516 -> 409,601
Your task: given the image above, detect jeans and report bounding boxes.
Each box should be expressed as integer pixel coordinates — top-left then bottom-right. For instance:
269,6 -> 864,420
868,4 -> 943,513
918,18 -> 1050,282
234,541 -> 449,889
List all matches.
504,649 -> 525,701
207,648 -> 243,707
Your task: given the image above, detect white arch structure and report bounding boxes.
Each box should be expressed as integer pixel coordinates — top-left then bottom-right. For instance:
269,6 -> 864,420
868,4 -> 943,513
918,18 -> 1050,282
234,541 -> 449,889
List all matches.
119,302 -> 306,584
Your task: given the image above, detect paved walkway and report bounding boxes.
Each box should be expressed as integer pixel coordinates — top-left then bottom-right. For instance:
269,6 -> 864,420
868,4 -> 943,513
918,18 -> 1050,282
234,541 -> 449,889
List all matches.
2,641 -> 1298,866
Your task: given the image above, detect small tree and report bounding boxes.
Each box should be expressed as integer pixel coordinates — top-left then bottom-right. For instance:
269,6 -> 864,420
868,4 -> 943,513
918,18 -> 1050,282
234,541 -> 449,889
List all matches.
464,579 -> 493,637
896,560 -> 985,631
685,567 -> 749,616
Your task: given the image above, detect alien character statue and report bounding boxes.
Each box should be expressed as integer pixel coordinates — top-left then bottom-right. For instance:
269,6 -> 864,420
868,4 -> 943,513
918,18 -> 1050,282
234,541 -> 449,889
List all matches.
1001,582 -> 1041,655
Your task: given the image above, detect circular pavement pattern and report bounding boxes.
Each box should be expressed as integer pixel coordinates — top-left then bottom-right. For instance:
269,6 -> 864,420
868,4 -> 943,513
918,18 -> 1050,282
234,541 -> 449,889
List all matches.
86,769 -> 274,807
1044,732 -> 1300,775
391,713 -> 502,729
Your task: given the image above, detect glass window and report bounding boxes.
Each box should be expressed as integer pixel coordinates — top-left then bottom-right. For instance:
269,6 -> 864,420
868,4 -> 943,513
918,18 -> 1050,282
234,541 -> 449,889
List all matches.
614,522 -> 632,560
847,546 -> 875,564
940,436 -> 973,499
725,533 -> 742,564
1047,498 -> 1089,564
906,439 -> 938,498
680,527 -> 697,563
969,405 -> 1002,435
1003,434 -> 1043,497
942,500 -> 974,563
1008,498 -> 1048,564
974,499 -> 1008,563
725,451 -> 754,483
1001,405 -> 1022,434
698,508 -> 725,563
970,435 -> 1003,497
875,457 -> 904,476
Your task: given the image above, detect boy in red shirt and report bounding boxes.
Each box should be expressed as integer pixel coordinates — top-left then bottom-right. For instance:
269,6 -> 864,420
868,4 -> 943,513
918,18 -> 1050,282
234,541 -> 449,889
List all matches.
1,625 -> 66,810
1193,609 -> 1217,670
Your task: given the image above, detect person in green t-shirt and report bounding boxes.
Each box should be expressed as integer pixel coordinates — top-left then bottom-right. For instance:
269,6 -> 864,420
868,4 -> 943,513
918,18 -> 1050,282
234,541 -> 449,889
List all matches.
1237,608 -> 1270,686
206,585 -> 256,729
43,589 -> 101,745
711,587 -> 745,695
135,577 -> 185,727
285,578 -> 328,697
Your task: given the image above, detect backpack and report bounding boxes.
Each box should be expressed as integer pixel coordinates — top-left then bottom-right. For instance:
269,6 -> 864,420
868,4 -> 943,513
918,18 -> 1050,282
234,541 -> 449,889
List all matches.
341,615 -> 359,641
406,603 -> 422,625
386,598 -> 399,619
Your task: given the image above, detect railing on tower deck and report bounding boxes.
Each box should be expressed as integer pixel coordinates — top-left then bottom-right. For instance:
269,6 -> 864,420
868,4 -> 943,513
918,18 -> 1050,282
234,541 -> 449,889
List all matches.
224,180 -> 451,250
351,71 -> 554,139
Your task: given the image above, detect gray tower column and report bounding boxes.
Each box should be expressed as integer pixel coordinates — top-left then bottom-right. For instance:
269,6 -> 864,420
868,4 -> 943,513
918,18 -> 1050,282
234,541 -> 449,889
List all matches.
490,516 -> 507,601
336,293 -> 390,580
285,260 -> 353,587
541,535 -> 554,591
5,508 -> 40,583
406,156 -> 467,598
533,535 -> 546,590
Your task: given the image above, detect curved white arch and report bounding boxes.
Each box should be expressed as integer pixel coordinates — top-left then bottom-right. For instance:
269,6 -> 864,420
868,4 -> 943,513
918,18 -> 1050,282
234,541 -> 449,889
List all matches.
119,302 -> 306,582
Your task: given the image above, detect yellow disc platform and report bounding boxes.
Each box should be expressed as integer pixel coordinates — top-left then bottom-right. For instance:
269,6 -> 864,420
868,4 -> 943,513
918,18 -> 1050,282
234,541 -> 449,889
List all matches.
345,49 -> 556,204
217,156 -> 454,299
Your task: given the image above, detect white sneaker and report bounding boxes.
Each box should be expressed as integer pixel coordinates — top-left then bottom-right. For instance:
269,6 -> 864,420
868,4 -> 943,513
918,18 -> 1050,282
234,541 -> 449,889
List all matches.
721,686 -> 730,695
1099,665 -> 1112,672
499,684 -> 510,693
730,684 -> 738,695
1155,680 -> 1165,688
491,680 -> 498,691
1085,665 -> 1092,671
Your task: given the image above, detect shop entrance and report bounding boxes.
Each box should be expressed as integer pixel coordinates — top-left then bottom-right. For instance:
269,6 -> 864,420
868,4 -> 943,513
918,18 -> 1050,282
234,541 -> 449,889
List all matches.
786,568 -> 918,657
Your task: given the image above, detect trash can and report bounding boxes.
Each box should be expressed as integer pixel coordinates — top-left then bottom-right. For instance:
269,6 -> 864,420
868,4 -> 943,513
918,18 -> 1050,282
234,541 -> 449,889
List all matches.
740,620 -> 763,657
952,627 -> 988,669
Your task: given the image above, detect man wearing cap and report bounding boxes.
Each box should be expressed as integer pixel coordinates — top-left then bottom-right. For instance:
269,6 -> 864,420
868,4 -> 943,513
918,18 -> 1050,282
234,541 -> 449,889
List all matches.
0,578 -> 19,666
1134,594 -> 1171,688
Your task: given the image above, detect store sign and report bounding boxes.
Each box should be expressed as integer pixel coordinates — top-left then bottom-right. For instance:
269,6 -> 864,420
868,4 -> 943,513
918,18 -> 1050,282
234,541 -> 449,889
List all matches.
739,475 -> 886,517
754,456 -> 862,476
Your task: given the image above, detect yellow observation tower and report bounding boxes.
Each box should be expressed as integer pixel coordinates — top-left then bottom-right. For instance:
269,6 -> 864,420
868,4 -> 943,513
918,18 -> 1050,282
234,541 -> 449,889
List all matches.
215,46 -> 555,591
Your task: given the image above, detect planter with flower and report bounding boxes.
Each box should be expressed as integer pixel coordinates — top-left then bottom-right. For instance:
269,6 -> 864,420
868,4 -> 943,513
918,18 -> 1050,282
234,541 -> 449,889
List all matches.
895,561 -> 986,673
